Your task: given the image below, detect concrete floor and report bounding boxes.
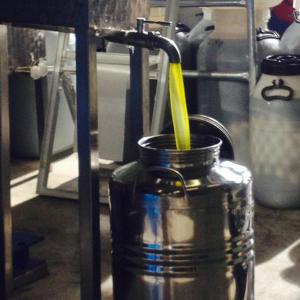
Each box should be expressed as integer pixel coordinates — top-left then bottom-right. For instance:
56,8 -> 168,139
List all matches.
10,157 -> 300,300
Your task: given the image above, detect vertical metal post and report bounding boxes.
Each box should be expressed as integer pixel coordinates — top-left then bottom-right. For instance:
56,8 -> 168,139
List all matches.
150,0 -> 179,135
246,0 -> 257,94
75,0 -> 100,298
61,73 -> 76,122
142,49 -> 150,136
34,78 -> 47,148
127,18 -> 150,160
128,46 -> 146,160
37,33 -> 69,194
0,24 -> 13,300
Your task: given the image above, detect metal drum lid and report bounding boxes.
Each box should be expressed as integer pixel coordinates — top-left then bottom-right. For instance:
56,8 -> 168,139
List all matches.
163,114 -> 234,160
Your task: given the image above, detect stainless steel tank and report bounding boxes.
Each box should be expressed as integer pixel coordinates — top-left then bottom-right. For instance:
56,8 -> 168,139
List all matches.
8,27 -> 46,70
109,134 -> 255,300
0,0 -> 149,32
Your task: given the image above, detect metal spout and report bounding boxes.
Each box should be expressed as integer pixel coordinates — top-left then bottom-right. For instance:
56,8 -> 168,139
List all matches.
104,30 -> 181,63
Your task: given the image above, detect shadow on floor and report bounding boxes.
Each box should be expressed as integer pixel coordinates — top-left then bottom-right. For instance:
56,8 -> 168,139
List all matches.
255,204 -> 300,265
12,196 -> 112,300
10,159 -> 40,180
280,241 -> 300,287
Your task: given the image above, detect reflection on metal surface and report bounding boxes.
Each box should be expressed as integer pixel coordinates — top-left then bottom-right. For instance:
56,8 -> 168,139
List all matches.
8,27 -> 46,70
109,135 -> 254,300
92,0 -> 150,34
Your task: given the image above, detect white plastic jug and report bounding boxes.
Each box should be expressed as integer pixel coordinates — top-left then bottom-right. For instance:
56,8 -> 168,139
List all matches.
250,55 -> 300,208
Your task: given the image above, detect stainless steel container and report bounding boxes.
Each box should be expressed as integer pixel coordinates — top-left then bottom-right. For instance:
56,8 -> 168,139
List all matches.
8,27 -> 46,70
163,114 -> 235,160
109,134 -> 254,300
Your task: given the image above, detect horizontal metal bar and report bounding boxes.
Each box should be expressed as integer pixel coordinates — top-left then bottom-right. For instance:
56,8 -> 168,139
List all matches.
183,70 -> 249,81
150,0 -> 246,7
65,51 -> 131,65
12,52 -> 159,75
38,187 -> 78,200
13,67 -> 249,83
38,186 -> 109,204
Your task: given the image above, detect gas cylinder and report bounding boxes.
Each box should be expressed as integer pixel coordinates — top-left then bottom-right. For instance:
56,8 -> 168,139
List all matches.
197,8 -> 250,166
250,55 -> 300,208
109,134 -> 254,300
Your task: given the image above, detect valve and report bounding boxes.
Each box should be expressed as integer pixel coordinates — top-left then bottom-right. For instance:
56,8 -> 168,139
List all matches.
135,18 -> 172,33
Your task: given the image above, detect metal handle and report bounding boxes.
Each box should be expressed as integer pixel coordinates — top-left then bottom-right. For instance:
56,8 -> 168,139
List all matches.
132,166 -> 190,202
136,18 -> 172,33
261,79 -> 293,102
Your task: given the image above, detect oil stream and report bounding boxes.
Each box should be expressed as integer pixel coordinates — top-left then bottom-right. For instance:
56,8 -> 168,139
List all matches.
169,63 -> 191,150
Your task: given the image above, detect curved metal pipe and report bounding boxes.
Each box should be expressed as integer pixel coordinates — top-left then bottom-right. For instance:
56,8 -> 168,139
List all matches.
104,30 -> 181,63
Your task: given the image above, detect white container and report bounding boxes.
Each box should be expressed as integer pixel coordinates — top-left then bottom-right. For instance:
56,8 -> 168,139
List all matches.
197,8 -> 250,166
250,55 -> 300,208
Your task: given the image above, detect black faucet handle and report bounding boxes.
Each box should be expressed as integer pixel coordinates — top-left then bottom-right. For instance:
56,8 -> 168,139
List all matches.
136,18 -> 172,33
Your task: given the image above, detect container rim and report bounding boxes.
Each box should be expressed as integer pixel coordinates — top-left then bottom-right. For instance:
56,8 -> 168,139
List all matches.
138,134 -> 223,153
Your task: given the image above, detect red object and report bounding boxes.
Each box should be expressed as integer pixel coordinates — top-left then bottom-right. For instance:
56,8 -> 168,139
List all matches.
272,0 -> 294,24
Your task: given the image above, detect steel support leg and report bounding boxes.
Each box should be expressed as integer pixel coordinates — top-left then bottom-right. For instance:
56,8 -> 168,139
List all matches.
61,73 -> 76,122
36,33 -> 69,194
127,46 -> 148,161
75,8 -> 101,300
34,78 -> 47,148
0,24 -> 13,300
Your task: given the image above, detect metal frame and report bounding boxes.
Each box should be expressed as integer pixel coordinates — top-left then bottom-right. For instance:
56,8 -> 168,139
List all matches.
35,33 -> 78,200
36,40 -> 151,198
150,0 -> 257,134
36,33 -> 71,197
183,70 -> 249,81
0,24 -> 13,300
75,1 -> 101,298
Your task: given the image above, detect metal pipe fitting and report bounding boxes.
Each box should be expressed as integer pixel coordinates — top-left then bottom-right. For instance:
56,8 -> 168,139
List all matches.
104,30 -> 181,63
